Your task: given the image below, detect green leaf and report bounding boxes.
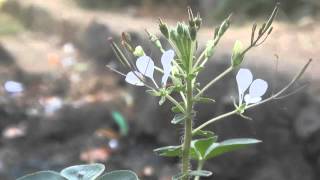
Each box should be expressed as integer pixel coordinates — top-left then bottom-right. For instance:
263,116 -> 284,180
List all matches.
17,171 -> 67,180
171,114 -> 186,124
60,163 -> 105,180
194,97 -> 215,104
193,130 -> 216,138
204,138 -> 262,160
99,170 -> 139,180
189,170 -> 212,177
154,145 -> 181,157
190,137 -> 218,160
231,40 -> 244,67
111,111 -> 129,136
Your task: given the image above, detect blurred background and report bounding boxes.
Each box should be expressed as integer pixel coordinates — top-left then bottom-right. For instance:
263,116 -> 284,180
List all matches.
0,0 -> 319,179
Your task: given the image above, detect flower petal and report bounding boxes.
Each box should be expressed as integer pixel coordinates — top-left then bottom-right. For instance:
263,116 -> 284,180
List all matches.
161,50 -> 175,86
125,71 -> 144,86
249,79 -> 268,97
236,68 -> 253,103
136,56 -> 155,79
244,94 -> 262,104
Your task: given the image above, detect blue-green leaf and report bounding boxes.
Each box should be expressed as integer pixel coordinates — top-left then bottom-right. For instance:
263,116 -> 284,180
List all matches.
204,138 -> 262,160
60,163 -> 105,180
98,170 -> 138,180
154,145 -> 181,157
17,171 -> 67,180
190,137 -> 218,160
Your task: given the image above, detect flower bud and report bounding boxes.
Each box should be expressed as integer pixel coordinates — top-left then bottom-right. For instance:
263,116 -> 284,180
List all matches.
231,40 -> 244,67
133,46 -> 145,57
189,26 -> 197,41
159,18 -> 169,39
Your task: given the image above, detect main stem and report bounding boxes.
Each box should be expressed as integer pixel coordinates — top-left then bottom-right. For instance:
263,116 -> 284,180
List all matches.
182,78 -> 193,180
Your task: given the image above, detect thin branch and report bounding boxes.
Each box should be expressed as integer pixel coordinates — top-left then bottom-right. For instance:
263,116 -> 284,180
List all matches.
192,59 -> 312,135
194,66 -> 233,99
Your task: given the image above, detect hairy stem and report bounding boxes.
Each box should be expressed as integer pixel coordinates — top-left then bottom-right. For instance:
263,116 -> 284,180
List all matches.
182,78 -> 193,180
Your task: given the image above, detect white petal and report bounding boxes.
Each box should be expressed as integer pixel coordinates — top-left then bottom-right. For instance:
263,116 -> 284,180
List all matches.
236,68 -> 253,103
244,94 -> 262,104
161,50 -> 175,86
161,49 -> 175,72
249,79 -> 268,97
4,81 -> 24,93
125,71 -> 144,86
136,56 -> 155,79
161,74 -> 170,86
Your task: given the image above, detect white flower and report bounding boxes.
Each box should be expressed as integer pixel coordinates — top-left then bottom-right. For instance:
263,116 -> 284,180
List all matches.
236,68 -> 268,106
125,50 -> 175,87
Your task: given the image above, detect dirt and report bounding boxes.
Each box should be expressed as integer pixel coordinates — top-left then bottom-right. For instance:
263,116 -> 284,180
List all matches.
11,0 -> 319,85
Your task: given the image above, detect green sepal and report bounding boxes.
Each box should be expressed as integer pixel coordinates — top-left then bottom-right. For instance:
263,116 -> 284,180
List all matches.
146,89 -> 161,97
171,113 -> 187,124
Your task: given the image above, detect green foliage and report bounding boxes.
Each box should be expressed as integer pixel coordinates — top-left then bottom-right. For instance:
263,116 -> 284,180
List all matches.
98,170 -> 138,180
60,164 -> 105,180
17,164 -> 139,180
17,171 -> 67,180
154,137 -> 261,161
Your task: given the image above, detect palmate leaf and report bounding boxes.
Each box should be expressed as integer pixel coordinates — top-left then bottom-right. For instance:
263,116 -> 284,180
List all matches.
60,163 -> 105,180
98,170 -> 139,180
17,171 -> 67,180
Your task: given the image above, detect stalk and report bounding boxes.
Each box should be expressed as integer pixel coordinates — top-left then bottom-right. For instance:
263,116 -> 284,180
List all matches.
194,160 -> 204,180
181,77 -> 193,180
